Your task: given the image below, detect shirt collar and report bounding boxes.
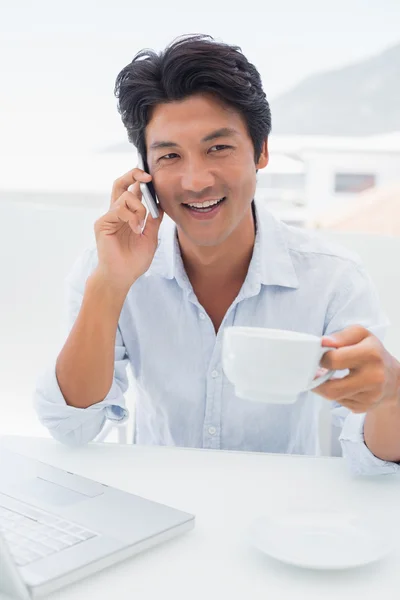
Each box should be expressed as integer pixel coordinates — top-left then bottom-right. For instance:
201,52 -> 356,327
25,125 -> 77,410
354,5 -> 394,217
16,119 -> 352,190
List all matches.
145,198 -> 299,290
144,213 -> 184,282
252,199 -> 299,289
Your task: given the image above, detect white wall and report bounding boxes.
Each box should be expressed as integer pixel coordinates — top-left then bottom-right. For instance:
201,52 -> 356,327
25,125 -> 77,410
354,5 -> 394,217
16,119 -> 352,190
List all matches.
319,231 -> 400,360
0,199 -> 104,436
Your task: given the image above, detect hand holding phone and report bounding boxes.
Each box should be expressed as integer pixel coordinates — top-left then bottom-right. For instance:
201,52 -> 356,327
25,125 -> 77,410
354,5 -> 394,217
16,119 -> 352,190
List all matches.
136,152 -> 160,218
93,165 -> 164,292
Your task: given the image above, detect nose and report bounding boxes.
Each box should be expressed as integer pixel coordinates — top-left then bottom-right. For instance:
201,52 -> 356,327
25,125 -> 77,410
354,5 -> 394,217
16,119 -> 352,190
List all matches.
180,158 -> 215,193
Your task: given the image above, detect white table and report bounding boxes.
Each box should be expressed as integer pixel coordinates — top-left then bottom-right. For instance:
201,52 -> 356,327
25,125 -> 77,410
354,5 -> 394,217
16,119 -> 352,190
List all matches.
1,435 -> 400,600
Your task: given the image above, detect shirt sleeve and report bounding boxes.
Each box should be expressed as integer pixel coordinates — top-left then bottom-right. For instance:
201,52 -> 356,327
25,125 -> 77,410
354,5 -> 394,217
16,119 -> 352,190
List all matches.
33,247 -> 130,446
324,259 -> 400,476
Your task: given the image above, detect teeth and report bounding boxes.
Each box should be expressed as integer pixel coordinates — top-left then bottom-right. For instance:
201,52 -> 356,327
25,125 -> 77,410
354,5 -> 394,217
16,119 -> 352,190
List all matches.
187,198 -> 222,209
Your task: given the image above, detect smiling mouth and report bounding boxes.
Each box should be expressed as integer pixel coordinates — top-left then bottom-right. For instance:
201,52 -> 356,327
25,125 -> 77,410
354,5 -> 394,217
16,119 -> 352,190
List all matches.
183,197 -> 227,213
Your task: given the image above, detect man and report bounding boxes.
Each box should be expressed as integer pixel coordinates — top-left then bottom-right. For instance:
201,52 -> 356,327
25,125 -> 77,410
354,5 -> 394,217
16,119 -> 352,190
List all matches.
34,34 -> 400,475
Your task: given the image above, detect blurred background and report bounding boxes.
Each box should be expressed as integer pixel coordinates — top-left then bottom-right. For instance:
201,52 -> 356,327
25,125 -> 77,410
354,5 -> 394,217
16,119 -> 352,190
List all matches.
1,0 -> 400,449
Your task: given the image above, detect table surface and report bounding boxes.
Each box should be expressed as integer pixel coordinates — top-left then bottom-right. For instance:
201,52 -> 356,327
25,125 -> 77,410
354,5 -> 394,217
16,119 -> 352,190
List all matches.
1,435 -> 400,600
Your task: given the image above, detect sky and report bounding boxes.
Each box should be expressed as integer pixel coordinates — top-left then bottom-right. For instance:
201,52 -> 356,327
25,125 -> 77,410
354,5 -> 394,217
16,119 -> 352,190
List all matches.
1,0 -> 400,156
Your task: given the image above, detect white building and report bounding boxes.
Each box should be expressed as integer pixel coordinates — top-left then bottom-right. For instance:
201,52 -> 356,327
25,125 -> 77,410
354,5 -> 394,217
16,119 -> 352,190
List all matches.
263,132 -> 400,226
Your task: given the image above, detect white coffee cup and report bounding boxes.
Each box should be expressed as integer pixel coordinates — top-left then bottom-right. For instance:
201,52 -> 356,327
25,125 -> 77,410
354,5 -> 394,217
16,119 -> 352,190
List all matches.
222,326 -> 336,404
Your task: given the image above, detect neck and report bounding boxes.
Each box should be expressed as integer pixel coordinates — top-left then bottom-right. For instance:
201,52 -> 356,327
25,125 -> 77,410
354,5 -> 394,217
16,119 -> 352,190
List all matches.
178,204 -> 256,286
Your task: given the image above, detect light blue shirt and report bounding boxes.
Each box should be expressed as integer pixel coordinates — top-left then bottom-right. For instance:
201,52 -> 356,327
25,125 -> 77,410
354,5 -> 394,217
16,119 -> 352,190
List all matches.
34,199 -> 400,476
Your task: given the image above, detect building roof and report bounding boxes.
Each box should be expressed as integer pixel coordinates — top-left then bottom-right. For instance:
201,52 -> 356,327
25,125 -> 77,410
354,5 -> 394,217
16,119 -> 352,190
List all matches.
269,131 -> 400,155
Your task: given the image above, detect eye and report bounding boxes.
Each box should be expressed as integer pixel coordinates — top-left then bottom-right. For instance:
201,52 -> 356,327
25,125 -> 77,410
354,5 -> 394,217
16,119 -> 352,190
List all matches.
159,153 -> 179,161
209,145 -> 232,152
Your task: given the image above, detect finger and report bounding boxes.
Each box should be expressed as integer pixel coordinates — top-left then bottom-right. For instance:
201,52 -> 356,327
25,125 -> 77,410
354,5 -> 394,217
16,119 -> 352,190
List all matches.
107,205 -> 142,234
320,339 -> 374,371
141,206 -> 164,237
111,168 -> 152,205
113,190 -> 147,220
111,192 -> 147,233
322,325 -> 370,349
313,372 -> 371,401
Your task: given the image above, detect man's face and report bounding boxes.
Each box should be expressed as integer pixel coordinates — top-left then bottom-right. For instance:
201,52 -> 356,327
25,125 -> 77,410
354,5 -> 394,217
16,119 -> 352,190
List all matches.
145,93 -> 268,247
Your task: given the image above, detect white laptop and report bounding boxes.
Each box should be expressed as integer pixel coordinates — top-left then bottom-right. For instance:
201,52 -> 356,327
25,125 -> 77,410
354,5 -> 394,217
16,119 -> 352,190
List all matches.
0,447 -> 195,599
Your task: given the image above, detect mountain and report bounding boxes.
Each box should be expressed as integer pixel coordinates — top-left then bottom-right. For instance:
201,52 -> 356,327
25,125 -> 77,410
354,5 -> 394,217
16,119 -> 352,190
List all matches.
270,42 -> 400,136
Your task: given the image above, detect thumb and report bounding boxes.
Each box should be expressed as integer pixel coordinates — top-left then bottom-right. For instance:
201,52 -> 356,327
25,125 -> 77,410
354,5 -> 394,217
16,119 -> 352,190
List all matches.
322,325 -> 370,349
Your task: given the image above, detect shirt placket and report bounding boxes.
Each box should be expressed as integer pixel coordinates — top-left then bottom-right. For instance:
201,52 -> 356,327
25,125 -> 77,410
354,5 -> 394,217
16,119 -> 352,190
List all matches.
198,283 -> 260,449
176,254 -> 261,450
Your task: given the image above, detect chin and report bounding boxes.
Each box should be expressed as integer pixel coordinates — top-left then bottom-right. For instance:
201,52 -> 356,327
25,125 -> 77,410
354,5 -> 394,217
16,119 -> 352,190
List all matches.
185,228 -> 235,248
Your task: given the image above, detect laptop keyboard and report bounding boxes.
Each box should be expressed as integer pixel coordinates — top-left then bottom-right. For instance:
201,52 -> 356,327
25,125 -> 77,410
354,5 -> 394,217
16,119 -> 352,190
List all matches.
0,502 -> 99,567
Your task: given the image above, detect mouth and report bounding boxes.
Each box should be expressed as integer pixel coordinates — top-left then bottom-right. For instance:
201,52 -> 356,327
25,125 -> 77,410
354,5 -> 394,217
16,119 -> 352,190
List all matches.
182,196 -> 227,218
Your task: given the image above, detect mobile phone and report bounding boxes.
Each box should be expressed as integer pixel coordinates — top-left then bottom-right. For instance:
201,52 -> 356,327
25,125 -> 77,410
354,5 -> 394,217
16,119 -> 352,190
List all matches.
136,151 -> 160,219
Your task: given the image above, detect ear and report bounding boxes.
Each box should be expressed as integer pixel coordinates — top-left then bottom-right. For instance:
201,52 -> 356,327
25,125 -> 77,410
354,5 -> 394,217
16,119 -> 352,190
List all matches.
256,138 -> 269,170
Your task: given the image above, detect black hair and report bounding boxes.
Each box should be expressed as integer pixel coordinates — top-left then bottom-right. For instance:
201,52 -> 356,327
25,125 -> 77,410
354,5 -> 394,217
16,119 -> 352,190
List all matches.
114,34 -> 271,163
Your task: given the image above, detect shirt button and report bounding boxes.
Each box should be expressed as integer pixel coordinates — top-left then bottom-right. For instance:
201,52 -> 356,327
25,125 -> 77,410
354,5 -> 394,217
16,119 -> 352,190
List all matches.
211,370 -> 219,378
199,313 -> 206,320
208,426 -> 216,435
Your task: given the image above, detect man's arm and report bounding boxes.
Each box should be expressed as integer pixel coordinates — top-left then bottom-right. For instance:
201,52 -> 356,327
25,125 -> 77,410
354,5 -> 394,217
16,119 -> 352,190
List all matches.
33,248 -> 132,446
55,166 -> 163,410
35,166 -> 163,445
56,269 -> 131,409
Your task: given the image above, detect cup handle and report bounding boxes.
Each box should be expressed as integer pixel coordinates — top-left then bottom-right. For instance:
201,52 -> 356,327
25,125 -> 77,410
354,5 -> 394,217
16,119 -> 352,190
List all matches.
306,347 -> 336,390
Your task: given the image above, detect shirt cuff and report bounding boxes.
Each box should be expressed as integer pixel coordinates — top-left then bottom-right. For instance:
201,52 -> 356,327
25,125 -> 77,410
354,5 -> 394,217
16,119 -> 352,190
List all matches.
339,411 -> 400,476
33,363 -> 130,445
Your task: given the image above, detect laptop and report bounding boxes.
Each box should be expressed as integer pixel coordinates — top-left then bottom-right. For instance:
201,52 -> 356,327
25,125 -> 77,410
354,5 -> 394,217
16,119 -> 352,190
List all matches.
0,447 -> 195,599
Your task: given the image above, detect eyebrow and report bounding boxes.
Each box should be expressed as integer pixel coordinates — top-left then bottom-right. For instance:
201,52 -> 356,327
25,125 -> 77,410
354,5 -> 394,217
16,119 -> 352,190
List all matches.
149,127 -> 239,151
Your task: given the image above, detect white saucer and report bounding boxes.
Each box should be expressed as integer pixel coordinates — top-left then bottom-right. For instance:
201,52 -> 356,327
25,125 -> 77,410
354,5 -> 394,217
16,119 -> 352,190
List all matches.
249,509 -> 396,570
